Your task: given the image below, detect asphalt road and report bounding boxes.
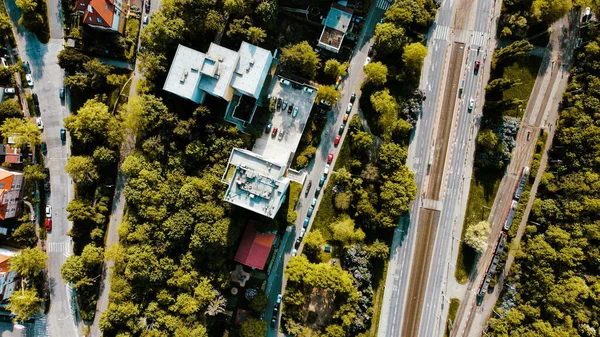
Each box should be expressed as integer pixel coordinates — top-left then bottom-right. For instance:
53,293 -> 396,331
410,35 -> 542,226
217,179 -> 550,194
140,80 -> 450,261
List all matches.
4,0 -> 78,335
266,2 -> 386,336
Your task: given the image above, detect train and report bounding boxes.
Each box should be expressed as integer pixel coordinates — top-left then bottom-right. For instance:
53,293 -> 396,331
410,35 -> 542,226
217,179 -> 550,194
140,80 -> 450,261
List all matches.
513,166 -> 530,200
503,200 -> 518,231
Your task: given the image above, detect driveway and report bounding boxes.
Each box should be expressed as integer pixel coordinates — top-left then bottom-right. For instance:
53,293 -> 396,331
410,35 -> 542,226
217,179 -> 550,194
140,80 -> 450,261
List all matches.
4,0 -> 78,336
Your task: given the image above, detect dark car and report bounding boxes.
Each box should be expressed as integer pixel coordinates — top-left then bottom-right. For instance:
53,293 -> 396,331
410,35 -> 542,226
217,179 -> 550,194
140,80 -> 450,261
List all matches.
145,0 -> 151,12
45,219 -> 52,231
303,217 -> 309,228
44,168 -> 50,192
41,142 -> 47,155
307,206 -> 314,218
265,123 -> 272,133
368,45 -> 374,57
287,104 -> 293,114
339,124 -> 345,135
474,59 -> 481,71
305,180 -> 312,197
32,93 -> 39,115
60,128 -> 66,142
271,317 -> 277,328
59,88 -> 65,99
315,186 -> 322,196
271,127 -> 278,138
350,92 -> 356,103
23,61 -> 31,74
295,237 -> 301,249
277,97 -> 282,110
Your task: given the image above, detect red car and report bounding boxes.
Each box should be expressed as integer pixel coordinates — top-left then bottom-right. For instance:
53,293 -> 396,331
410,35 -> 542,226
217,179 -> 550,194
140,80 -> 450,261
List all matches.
272,127 -> 278,138
327,153 -> 334,164
334,135 -> 341,146
45,219 -> 52,231
474,60 -> 481,71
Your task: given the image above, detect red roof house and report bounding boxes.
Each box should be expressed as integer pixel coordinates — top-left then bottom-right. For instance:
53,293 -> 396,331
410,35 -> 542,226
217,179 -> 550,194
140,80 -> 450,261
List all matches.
74,0 -> 125,33
234,221 -> 276,270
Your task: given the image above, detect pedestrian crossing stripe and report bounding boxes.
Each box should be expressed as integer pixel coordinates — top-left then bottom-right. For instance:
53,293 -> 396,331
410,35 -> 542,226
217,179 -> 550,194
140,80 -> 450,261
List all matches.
376,0 -> 393,10
433,26 -> 450,40
47,241 -> 71,253
470,33 -> 486,47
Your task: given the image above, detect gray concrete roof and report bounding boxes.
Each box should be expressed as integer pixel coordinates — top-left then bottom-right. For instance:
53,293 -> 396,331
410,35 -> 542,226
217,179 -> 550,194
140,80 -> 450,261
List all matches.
162,44 -> 205,103
231,42 -> 273,98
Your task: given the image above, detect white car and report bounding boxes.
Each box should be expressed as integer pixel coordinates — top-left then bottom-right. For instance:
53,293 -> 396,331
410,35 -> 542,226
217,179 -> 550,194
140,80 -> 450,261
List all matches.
364,57 -> 371,66
468,98 -> 474,111
45,205 -> 52,218
26,74 -> 33,87
324,164 -> 330,176
143,15 -> 149,25
299,228 -> 306,238
36,117 -> 43,130
346,102 -> 353,113
292,249 -> 297,256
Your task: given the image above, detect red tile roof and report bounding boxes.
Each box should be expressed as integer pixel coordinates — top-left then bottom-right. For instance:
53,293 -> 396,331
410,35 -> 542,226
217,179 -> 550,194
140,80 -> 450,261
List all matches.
81,0 -> 114,28
234,221 -> 276,270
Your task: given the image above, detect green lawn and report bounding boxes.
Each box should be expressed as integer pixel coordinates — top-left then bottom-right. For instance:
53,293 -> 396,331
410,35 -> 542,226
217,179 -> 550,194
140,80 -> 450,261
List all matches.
288,182 -> 302,216
455,170 -> 502,284
502,55 -> 542,118
445,298 -> 461,337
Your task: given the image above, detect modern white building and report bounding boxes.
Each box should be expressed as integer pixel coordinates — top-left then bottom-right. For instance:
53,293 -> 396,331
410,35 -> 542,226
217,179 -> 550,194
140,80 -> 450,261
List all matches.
163,41 -> 274,106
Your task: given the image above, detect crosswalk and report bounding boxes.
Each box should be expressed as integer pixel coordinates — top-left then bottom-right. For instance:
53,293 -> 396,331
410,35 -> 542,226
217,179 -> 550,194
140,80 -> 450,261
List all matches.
33,316 -> 48,337
433,25 -> 450,40
470,33 -> 486,47
47,241 -> 72,255
376,0 -> 393,10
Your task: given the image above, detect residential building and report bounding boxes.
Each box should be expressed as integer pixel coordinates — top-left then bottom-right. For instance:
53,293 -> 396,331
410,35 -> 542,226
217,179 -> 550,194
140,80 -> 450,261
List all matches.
317,3 -> 354,53
0,247 -> 18,303
74,0 -> 126,34
163,42 -> 274,125
0,144 -> 22,164
234,221 -> 276,270
222,148 -> 290,219
0,169 -> 23,220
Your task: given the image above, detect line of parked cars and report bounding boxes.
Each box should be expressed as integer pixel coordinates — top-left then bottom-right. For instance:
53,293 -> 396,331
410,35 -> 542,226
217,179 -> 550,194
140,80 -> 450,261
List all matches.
270,294 -> 282,327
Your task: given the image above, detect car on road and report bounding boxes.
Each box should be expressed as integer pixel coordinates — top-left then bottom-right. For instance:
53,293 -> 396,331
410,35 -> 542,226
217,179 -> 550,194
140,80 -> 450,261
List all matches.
315,186 -> 321,196
145,0 -> 151,12
32,93 -> 40,114
327,153 -> 334,164
468,98 -> 474,111
527,130 -> 531,141
41,142 -> 47,156
23,61 -> 31,74
346,102 -> 353,113
319,176 -> 326,187
276,294 -> 282,305
343,113 -> 349,122
335,76 -> 342,89
293,106 -> 299,117
3,88 -> 14,95
365,57 -> 371,66
299,228 -> 306,237
368,45 -> 374,57
45,205 -> 52,218
271,127 -> 278,138
305,180 -> 312,196
287,104 -> 293,114
36,117 -> 43,130
311,198 -> 317,207
143,15 -> 149,25
350,92 -> 356,103
277,97 -> 282,110
45,219 -> 52,231
265,123 -> 272,133
59,87 -> 65,99
278,129 -> 285,140
60,128 -> 66,142
303,217 -> 309,228
324,164 -> 330,176
474,59 -> 481,71
295,237 -> 301,249
339,124 -> 345,135
307,207 -> 314,218
292,249 -> 297,256
26,74 -> 34,87
271,317 -> 277,328
334,135 -> 341,146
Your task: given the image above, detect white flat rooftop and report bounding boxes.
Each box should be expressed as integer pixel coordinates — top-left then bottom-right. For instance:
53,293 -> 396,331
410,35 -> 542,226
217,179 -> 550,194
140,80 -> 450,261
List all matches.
163,44 -> 206,103
198,43 -> 239,100
231,42 -> 273,98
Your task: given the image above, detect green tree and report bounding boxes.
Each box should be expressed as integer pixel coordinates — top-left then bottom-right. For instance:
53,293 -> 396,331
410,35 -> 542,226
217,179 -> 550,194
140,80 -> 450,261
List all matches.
240,318 -> 267,337
280,41 -> 320,78
379,165 -> 417,219
247,26 -> 267,44
352,131 -> 373,153
64,99 -> 122,146
66,156 -> 99,185
486,77 -> 520,94
0,118 -> 41,148
205,9 -> 226,32
374,23 -> 405,55
227,16 -> 252,41
304,229 -> 326,251
324,59 -> 348,78
492,40 -> 533,69
330,215 -> 365,245
57,47 -> 91,72
23,164 -> 46,182
363,62 -> 388,87
12,222 -> 37,248
15,0 -> 36,13
138,51 -> 167,84
324,324 -> 346,337
255,0 -> 278,27
316,85 -> 341,105
9,247 -> 47,279
7,289 -> 42,322
378,142 -> 408,172
334,192 -> 352,211
531,0 -> 571,24
224,0 -> 248,16
477,129 -> 499,151
93,147 -> 117,166
64,74 -> 90,93
249,293 -> 267,313
465,221 -> 490,253
370,88 -> 397,116
366,240 -> 390,260
403,42 -> 428,74
140,10 -> 186,55
66,198 -> 99,223
0,100 -> 23,120
0,13 -> 12,36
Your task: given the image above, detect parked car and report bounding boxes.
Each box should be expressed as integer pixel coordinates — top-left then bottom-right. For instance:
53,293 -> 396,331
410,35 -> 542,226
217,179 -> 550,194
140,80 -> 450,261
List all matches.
45,205 -> 52,218
527,130 -> 531,141
468,98 -> 474,111
299,228 -> 306,238
320,99 -> 332,107
271,127 -> 278,138
23,61 -> 31,74
293,106 -> 299,117
26,74 -> 34,87
277,97 -> 282,110
276,294 -> 282,305
295,237 -> 301,249
282,101 -> 288,111
307,207 -> 314,218
335,76 -> 342,89
324,164 -> 330,176
60,128 -> 66,142
45,219 -> 52,231
346,102 -> 353,113
265,123 -> 272,133
319,176 -> 326,187
278,129 -> 285,140
364,57 -> 371,66
474,59 -> 481,71
32,93 -> 39,109
41,142 -> 47,156
339,124 -> 345,135
145,0 -> 151,12
36,117 -> 43,130
3,88 -> 15,95
311,198 -> 317,207
350,92 -> 356,103
315,186 -> 322,196
59,88 -> 65,99
305,180 -> 312,196
303,217 -> 309,228
334,135 -> 341,146
343,113 -> 349,122
292,249 -> 297,256
143,15 -> 149,25
327,153 -> 334,164
271,317 -> 277,328
287,104 -> 293,114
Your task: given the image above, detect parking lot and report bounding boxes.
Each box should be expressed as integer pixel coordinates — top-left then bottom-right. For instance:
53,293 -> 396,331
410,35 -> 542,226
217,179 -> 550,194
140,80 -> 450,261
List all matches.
252,76 -> 317,165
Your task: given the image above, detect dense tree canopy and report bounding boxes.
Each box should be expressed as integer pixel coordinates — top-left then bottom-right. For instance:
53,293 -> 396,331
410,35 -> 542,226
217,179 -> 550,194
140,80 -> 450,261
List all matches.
280,41 -> 320,79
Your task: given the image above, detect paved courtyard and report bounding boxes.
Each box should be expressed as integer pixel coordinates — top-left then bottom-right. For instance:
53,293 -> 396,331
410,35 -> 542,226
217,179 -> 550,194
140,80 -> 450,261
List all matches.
252,76 -> 317,165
